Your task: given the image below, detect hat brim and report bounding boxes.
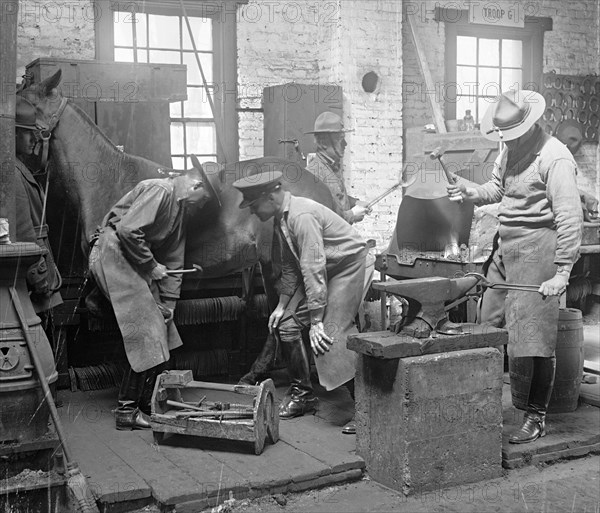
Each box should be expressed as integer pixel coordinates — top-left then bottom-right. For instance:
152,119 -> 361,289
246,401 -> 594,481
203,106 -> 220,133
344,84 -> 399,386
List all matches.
238,197 -> 257,209
191,155 -> 222,208
480,90 -> 546,142
304,128 -> 355,134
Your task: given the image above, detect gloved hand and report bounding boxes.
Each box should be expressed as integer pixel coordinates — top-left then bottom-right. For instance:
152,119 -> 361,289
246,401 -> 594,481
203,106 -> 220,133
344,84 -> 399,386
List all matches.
26,257 -> 50,297
149,263 -> 168,281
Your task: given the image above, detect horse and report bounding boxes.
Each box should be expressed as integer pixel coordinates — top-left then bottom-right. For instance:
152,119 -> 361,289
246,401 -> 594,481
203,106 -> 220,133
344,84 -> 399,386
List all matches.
19,70 -> 338,382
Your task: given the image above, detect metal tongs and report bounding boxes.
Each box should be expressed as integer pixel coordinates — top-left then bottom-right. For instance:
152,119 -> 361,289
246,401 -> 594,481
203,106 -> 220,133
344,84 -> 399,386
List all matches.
165,264 -> 203,275
465,272 -> 542,293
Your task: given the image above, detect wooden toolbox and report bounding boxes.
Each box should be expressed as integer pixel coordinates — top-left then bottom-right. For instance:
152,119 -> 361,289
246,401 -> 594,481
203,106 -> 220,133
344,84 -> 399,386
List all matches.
150,370 -> 279,455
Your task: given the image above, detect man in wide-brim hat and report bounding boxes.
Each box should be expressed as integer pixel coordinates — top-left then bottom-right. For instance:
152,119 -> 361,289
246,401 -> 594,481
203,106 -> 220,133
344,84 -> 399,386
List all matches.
89,158 -> 221,430
448,89 -> 583,444
305,111 -> 370,225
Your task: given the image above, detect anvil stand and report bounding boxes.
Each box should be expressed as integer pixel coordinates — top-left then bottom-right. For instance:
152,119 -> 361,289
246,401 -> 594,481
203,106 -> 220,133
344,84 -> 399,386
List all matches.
347,276 -> 508,496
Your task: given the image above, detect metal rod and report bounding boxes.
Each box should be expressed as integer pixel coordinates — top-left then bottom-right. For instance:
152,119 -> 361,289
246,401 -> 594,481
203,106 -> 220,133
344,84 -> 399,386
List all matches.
179,0 -> 229,163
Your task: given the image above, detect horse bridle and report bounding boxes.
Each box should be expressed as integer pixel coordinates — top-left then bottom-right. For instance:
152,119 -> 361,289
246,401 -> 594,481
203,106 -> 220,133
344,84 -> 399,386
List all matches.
35,96 -> 69,172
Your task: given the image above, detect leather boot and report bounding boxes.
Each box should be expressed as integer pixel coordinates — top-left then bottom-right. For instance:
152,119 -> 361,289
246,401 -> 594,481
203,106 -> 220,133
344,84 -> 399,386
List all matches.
116,367 -> 151,430
509,356 -> 555,444
342,379 -> 356,434
279,339 -> 318,419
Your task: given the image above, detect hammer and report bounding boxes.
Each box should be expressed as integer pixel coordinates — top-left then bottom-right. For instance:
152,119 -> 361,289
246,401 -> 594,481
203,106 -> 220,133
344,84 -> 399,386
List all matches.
430,146 -> 462,203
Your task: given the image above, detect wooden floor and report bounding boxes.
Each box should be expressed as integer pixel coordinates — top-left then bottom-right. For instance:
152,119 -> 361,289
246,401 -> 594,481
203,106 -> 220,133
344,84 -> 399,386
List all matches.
58,368 -> 600,512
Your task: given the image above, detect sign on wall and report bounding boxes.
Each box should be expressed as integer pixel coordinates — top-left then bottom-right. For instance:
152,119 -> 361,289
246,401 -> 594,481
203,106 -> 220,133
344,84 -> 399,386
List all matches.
468,2 -> 525,28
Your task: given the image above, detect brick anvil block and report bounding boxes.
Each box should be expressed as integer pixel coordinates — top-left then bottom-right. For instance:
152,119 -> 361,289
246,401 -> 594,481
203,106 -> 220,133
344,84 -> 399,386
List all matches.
354,347 -> 503,495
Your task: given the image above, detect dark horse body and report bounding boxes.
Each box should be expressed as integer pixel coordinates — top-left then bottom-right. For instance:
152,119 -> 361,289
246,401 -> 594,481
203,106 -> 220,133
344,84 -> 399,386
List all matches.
20,71 -> 337,381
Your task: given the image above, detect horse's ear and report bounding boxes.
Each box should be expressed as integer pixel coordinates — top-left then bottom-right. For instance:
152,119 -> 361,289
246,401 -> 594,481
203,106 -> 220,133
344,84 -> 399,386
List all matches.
39,70 -> 62,97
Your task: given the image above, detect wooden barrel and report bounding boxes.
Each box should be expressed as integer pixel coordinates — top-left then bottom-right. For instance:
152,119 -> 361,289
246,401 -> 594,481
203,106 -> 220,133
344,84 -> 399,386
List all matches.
509,308 -> 584,414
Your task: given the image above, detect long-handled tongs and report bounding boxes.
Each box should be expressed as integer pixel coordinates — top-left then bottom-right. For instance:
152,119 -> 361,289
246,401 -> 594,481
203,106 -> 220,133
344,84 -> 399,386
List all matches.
465,271 -> 542,293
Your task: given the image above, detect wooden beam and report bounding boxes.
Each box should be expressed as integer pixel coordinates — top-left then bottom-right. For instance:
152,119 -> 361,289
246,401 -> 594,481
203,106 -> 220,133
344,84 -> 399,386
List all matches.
407,15 -> 447,134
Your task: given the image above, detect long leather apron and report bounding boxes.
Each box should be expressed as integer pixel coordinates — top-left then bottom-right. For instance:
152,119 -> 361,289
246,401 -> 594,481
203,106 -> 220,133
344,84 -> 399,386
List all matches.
282,251 -> 366,391
89,228 -> 183,372
500,224 -> 559,358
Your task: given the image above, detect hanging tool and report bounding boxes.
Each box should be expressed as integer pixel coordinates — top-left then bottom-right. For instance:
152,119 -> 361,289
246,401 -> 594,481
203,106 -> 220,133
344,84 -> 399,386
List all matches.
278,139 -> 306,160
365,174 -> 418,210
9,287 -> 99,513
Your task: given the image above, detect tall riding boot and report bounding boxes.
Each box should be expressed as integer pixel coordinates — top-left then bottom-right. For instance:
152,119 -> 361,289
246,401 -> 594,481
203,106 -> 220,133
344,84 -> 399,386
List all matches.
342,379 -> 356,435
278,338 -> 318,419
510,356 -> 556,444
116,366 -> 151,430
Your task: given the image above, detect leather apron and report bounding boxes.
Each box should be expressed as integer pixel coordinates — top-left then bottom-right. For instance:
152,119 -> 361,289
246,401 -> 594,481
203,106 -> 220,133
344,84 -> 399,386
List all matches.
500,226 -> 559,358
89,228 -> 183,372
282,251 -> 367,391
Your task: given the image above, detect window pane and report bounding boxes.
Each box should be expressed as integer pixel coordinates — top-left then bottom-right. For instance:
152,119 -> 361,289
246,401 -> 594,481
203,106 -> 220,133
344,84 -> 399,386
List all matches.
136,49 -> 148,63
170,122 -> 185,154
182,52 -> 213,85
501,68 -> 523,92
457,36 -> 476,65
479,67 -> 500,96
171,157 -> 185,170
479,38 -> 499,66
134,13 -> 148,48
170,101 -> 182,118
184,87 -> 213,118
456,66 -> 477,96
149,14 -> 180,49
502,39 -> 522,67
182,17 -> 212,51
186,123 -> 216,155
113,12 -> 133,46
456,96 -> 477,123
149,50 -> 181,65
114,48 -> 134,62
478,97 -> 496,124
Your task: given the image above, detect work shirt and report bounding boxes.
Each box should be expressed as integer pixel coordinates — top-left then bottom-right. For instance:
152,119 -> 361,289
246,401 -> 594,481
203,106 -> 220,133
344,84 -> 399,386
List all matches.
276,192 -> 365,310
307,151 -> 358,224
475,133 -> 582,267
101,178 -> 186,300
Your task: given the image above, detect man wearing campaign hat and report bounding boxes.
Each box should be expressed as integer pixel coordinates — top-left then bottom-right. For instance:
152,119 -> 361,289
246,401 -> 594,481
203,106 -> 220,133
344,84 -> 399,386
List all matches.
14,96 -> 63,334
89,159 -> 221,429
306,111 -> 370,225
233,170 -> 367,425
447,90 -> 583,444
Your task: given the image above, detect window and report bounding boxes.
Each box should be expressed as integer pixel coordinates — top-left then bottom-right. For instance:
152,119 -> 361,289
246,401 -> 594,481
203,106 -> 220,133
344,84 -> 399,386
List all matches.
439,8 -> 552,124
96,1 -> 241,167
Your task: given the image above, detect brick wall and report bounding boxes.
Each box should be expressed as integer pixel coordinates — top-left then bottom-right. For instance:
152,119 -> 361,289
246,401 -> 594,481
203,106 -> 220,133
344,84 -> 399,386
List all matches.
238,0 -> 404,247
16,0 -> 96,78
402,0 -> 599,194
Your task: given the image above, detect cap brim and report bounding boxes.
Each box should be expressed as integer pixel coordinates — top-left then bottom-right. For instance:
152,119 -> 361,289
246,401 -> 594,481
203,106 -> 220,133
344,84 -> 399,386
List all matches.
480,90 -> 546,142
238,197 -> 254,209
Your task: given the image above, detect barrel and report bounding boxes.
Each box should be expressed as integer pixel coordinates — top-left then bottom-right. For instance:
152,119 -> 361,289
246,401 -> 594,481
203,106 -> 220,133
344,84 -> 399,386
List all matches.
509,308 -> 584,414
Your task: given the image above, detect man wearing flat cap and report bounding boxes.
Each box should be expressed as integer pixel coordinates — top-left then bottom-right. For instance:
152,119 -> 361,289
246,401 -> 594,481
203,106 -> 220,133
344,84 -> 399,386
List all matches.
233,170 -> 367,425
448,90 -> 583,444
306,111 -> 370,225
89,160 -> 221,429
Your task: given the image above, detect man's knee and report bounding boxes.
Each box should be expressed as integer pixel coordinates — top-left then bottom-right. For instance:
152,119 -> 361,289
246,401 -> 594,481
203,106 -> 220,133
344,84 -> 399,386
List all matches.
277,317 -> 303,343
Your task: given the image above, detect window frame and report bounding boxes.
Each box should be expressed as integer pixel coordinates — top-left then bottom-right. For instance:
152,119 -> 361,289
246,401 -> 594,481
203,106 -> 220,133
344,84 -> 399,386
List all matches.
437,8 -> 552,122
95,0 -> 242,164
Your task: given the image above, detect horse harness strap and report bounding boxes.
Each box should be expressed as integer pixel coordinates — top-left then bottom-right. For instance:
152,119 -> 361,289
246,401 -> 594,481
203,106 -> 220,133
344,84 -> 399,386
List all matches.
38,97 -> 68,171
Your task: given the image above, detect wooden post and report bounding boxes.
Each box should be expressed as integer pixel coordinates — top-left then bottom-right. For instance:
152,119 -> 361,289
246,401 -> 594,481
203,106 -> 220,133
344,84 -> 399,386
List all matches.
0,0 -> 18,234
407,15 -> 447,134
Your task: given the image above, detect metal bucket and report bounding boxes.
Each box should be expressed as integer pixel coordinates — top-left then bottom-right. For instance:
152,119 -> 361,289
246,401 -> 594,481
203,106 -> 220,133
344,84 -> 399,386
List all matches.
509,308 -> 584,413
